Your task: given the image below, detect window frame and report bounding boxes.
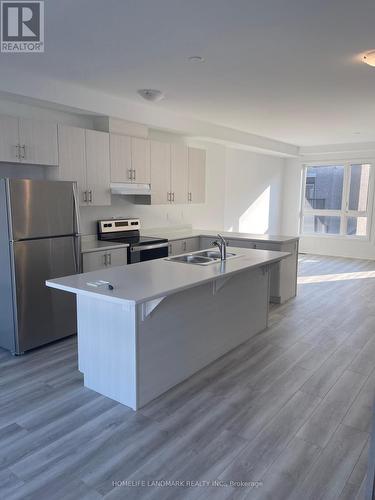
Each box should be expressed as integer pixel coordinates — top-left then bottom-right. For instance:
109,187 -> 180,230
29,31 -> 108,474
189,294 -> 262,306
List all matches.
300,160 -> 374,240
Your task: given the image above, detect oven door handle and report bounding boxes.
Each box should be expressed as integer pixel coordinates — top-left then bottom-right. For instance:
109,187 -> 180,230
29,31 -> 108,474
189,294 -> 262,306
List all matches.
130,242 -> 169,252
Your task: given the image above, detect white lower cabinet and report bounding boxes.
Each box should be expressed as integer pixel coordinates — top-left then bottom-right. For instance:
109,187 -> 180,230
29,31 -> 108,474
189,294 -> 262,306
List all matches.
186,237 -> 200,253
200,237 -> 256,250
168,240 -> 184,256
82,248 -> 128,273
168,237 -> 200,256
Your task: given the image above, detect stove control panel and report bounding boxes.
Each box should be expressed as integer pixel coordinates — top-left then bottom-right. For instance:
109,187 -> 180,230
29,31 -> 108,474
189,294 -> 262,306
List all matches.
98,218 -> 140,234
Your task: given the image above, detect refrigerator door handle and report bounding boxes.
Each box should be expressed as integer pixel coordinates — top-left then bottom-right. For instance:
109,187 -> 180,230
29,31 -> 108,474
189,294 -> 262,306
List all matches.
74,235 -> 82,274
72,183 -> 81,236
72,183 -> 82,274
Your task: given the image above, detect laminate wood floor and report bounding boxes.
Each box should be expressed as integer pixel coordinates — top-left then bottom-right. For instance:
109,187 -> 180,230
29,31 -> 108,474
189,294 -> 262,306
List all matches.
1,254 -> 374,499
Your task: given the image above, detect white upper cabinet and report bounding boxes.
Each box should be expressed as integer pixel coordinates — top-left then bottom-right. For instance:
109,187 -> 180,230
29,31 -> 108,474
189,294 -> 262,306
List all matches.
0,112 -> 206,208
85,129 -> 111,206
0,114 -> 58,166
53,126 -> 110,207
19,118 -> 58,166
171,144 -> 188,204
188,147 -> 206,204
109,134 -> 151,184
0,115 -> 20,163
131,137 -> 151,184
145,142 -> 206,205
150,140 -> 171,204
110,134 -> 132,183
55,125 -> 87,205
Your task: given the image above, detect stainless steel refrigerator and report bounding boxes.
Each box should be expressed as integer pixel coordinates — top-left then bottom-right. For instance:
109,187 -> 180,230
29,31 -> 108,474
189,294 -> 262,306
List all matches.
0,179 -> 81,355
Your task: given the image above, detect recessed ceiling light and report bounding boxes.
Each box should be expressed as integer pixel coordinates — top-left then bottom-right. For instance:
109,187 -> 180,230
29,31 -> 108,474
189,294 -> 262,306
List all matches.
362,50 -> 375,67
188,56 -> 205,63
353,131 -> 361,135
137,89 -> 165,102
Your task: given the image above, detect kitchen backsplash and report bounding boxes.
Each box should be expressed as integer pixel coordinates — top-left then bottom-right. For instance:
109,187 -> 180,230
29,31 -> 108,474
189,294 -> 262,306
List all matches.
79,195 -> 214,235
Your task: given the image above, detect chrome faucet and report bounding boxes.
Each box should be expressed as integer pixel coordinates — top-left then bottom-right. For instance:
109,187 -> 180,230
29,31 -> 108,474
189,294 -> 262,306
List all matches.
212,233 -> 227,260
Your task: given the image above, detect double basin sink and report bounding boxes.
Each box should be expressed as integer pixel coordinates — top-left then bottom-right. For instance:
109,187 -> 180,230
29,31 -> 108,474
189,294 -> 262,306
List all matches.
166,250 -> 238,266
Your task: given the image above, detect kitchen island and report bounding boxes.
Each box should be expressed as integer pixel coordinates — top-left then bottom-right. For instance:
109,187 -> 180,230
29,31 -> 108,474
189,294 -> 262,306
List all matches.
143,228 -> 299,304
47,247 -> 289,410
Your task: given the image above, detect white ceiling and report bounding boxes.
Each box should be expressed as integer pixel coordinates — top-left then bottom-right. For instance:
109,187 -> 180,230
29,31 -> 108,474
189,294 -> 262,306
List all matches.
2,0 -> 375,146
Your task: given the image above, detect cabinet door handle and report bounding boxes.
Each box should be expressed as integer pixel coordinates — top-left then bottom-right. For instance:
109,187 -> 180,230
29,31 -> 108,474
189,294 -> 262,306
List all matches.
133,169 -> 136,181
15,144 -> 20,160
128,169 -> 132,181
183,241 -> 187,252
88,190 -> 93,203
172,192 -> 175,202
108,253 -> 112,265
167,192 -> 170,202
83,191 -> 87,203
103,254 -> 108,266
20,144 -> 26,160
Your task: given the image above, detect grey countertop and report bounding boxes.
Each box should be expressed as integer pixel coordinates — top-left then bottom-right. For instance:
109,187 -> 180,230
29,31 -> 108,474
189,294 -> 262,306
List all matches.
80,227 -> 299,253
81,237 -> 129,254
142,228 -> 299,244
47,247 -> 290,305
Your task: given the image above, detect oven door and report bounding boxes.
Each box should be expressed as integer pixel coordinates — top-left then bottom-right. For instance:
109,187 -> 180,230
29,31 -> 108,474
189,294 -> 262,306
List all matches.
129,242 -> 169,263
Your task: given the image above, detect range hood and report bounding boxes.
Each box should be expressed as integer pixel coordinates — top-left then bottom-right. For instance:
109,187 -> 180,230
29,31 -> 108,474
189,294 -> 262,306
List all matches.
110,183 -> 151,196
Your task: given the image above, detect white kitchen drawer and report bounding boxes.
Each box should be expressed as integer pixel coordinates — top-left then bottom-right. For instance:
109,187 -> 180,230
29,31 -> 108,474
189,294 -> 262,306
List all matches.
82,247 -> 127,272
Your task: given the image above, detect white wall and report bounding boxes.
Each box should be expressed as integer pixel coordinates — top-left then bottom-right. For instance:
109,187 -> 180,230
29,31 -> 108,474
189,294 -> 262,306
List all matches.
281,158 -> 302,236
282,149 -> 375,259
0,97 -> 94,128
224,149 -> 285,234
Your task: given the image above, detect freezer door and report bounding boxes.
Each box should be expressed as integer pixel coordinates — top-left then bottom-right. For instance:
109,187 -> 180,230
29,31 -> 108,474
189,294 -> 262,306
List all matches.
12,236 -> 77,353
8,179 -> 76,240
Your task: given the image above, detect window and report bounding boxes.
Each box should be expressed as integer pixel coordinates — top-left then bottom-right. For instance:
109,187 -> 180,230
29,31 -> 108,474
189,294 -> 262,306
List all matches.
301,162 -> 372,238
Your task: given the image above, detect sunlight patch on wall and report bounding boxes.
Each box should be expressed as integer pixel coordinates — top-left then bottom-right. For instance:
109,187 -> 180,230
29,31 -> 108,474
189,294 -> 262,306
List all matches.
239,186 -> 270,234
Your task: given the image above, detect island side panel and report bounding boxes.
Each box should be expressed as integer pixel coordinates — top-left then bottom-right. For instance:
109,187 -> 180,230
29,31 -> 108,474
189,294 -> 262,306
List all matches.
76,295 -> 138,409
136,266 -> 270,408
269,241 -> 298,304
